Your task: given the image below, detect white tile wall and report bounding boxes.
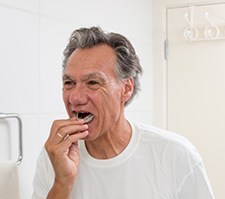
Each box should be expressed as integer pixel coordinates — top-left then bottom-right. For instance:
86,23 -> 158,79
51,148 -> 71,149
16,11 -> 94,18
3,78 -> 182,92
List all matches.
0,1 -> 153,199
0,6 -> 39,114
0,0 -> 39,13
39,17 -> 75,114
126,110 -> 153,124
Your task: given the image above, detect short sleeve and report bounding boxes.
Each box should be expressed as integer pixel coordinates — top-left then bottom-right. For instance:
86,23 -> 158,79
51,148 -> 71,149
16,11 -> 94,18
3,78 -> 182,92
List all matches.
32,149 -> 54,199
178,162 -> 215,199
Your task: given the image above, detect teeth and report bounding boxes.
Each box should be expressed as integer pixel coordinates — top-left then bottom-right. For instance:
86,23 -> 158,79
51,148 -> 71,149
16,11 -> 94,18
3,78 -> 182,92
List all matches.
72,112 -> 79,119
72,112 -> 94,124
83,114 -> 94,124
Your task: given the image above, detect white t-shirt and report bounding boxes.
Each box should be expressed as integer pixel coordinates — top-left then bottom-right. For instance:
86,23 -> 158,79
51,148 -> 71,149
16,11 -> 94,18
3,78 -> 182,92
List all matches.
32,121 -> 215,199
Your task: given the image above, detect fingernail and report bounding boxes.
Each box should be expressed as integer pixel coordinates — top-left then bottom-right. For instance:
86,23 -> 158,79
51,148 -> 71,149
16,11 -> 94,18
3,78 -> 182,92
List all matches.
83,124 -> 88,129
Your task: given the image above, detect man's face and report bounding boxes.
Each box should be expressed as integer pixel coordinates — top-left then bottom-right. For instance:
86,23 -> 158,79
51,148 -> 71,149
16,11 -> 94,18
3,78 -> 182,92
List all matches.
62,44 -> 132,141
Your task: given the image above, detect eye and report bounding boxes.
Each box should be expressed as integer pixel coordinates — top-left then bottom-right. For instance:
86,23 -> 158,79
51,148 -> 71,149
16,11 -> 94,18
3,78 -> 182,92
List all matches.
64,80 -> 72,85
87,80 -> 101,90
63,80 -> 75,89
88,80 -> 99,85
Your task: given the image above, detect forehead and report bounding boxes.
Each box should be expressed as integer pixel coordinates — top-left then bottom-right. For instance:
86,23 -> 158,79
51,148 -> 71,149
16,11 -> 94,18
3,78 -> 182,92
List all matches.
64,44 -> 117,77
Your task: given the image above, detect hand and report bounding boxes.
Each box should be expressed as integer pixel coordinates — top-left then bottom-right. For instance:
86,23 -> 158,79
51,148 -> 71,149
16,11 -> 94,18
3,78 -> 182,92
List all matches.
45,118 -> 88,192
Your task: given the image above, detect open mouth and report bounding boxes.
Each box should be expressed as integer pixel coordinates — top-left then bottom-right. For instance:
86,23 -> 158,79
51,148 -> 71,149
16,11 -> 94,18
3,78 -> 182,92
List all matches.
73,112 -> 94,124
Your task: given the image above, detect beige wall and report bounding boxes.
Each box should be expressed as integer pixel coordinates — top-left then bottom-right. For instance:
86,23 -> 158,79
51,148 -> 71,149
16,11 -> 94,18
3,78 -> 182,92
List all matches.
153,0 -> 225,126
153,1 -> 225,198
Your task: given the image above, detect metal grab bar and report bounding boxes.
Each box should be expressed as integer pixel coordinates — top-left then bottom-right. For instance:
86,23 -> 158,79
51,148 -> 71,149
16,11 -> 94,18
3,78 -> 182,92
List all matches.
0,113 -> 23,165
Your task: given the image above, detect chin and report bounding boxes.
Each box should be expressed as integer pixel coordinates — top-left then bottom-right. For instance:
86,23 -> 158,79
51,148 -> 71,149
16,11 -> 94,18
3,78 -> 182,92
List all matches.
83,129 -> 100,142
81,134 -> 94,142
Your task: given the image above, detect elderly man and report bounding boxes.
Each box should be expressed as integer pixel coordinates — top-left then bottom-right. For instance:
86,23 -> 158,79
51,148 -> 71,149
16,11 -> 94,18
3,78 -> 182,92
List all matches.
32,27 -> 214,199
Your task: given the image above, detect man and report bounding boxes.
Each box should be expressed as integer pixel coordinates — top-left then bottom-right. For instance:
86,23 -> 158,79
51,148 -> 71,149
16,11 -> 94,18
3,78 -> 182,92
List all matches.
32,27 -> 215,199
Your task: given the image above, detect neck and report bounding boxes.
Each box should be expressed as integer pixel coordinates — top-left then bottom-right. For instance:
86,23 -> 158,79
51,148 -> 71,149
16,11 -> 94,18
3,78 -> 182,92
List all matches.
85,119 -> 132,159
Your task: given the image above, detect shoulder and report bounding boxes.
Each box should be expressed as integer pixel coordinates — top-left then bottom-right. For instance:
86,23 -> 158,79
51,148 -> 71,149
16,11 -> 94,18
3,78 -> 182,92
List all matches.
132,121 -> 202,166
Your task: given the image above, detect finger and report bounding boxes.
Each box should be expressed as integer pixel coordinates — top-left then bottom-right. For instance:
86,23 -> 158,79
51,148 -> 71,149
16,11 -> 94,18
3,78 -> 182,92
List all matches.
49,119 -> 85,138
50,131 -> 88,158
55,123 -> 88,142
55,132 -> 65,143
62,130 -> 89,148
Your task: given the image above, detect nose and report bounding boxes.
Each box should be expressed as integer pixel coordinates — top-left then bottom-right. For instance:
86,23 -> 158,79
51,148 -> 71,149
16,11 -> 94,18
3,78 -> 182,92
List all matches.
68,84 -> 88,106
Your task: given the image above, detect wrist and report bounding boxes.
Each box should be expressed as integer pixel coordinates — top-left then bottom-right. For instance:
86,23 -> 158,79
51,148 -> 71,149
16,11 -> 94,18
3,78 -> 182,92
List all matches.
47,180 -> 73,199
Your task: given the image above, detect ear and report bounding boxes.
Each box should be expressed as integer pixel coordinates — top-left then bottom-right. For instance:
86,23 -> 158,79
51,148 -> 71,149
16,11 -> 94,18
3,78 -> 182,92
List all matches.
121,78 -> 134,103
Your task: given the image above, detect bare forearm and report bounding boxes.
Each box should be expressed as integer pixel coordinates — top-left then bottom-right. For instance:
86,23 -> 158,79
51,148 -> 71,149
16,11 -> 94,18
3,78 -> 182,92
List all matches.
47,181 -> 73,199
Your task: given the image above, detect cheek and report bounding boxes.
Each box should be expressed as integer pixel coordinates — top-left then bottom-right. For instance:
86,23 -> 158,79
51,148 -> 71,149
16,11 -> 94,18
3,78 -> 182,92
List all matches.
95,88 -> 121,105
62,91 -> 70,108
62,91 -> 67,102
100,89 -> 123,112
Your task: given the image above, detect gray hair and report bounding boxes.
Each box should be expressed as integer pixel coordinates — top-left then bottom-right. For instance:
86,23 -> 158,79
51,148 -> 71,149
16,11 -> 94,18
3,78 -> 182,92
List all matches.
62,26 -> 143,106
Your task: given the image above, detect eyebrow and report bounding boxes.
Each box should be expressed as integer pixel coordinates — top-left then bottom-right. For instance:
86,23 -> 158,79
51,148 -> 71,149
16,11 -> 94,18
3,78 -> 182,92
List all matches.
82,72 -> 107,82
62,74 -> 73,81
62,72 -> 107,82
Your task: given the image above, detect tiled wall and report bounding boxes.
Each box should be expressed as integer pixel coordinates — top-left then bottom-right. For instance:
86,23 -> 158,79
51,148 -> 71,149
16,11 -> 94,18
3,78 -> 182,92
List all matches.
0,1 -> 153,198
